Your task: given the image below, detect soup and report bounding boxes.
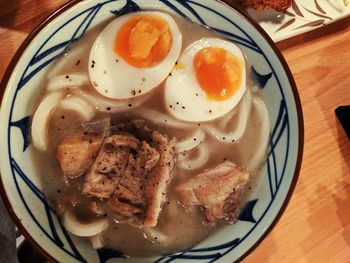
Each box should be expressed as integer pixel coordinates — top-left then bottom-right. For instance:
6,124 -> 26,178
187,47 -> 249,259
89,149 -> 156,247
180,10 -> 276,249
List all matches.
31,11 -> 270,257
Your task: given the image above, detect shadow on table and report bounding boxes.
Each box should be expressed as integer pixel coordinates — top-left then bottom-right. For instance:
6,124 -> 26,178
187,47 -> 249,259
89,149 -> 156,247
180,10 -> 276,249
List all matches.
300,122 -> 350,259
336,119 -> 350,170
333,122 -> 350,246
0,0 -> 64,34
277,16 -> 350,51
304,120 -> 350,251
0,0 -> 20,29
295,70 -> 350,256
310,69 -> 350,247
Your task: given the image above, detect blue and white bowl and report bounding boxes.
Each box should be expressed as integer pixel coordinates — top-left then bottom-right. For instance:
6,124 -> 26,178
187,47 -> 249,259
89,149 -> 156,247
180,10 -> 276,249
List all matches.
0,0 -> 303,262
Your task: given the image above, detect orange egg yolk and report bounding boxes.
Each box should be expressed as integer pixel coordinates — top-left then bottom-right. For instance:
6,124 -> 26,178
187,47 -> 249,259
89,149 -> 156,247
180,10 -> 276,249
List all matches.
193,47 -> 243,101
114,15 -> 172,68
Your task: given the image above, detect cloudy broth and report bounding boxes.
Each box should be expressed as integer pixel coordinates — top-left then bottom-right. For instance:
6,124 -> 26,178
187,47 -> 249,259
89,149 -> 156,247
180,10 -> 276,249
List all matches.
31,12 -> 268,257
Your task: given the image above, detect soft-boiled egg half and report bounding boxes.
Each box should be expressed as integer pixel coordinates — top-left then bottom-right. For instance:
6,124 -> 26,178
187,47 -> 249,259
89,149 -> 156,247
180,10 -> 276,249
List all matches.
89,11 -> 182,99
165,38 -> 246,122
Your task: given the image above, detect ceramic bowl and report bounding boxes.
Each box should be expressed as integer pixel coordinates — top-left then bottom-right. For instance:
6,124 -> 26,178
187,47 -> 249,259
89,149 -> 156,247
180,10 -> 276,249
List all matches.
0,0 -> 303,262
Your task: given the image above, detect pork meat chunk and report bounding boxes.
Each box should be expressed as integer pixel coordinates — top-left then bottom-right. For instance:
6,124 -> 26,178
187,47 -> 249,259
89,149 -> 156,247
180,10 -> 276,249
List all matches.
176,161 -> 249,223
113,155 -> 147,207
56,134 -> 104,178
108,129 -> 176,227
82,134 -> 140,199
108,139 -> 163,221
108,198 -> 143,217
136,141 -> 160,172
143,131 -> 176,227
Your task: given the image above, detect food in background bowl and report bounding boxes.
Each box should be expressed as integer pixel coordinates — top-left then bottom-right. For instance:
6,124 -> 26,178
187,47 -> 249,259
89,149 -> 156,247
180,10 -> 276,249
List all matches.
223,0 -> 293,12
30,10 -> 270,256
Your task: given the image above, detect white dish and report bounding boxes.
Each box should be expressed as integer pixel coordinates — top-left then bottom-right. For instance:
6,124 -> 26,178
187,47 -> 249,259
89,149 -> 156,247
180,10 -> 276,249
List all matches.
247,0 -> 350,42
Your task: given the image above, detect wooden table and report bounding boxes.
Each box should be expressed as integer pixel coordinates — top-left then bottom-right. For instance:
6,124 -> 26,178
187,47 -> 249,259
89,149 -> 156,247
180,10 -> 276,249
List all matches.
1,1 -> 350,262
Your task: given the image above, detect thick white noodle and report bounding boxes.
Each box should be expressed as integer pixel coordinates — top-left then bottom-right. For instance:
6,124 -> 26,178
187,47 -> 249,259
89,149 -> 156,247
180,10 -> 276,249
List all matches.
59,96 -> 95,121
73,89 -> 150,113
204,89 -> 252,143
47,45 -> 86,78
90,234 -> 104,249
63,210 -> 108,237
47,74 -> 89,91
136,109 -> 194,129
32,92 -> 63,151
218,106 -> 239,130
247,96 -> 270,172
178,143 -> 210,170
175,129 -> 205,154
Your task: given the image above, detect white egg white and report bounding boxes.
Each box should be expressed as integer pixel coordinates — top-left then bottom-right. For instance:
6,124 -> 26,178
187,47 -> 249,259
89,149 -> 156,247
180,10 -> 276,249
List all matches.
165,38 -> 246,122
89,11 -> 182,99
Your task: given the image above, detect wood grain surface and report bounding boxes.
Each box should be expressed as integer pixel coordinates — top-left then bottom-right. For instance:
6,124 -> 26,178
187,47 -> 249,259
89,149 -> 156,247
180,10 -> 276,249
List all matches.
1,1 -> 350,262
